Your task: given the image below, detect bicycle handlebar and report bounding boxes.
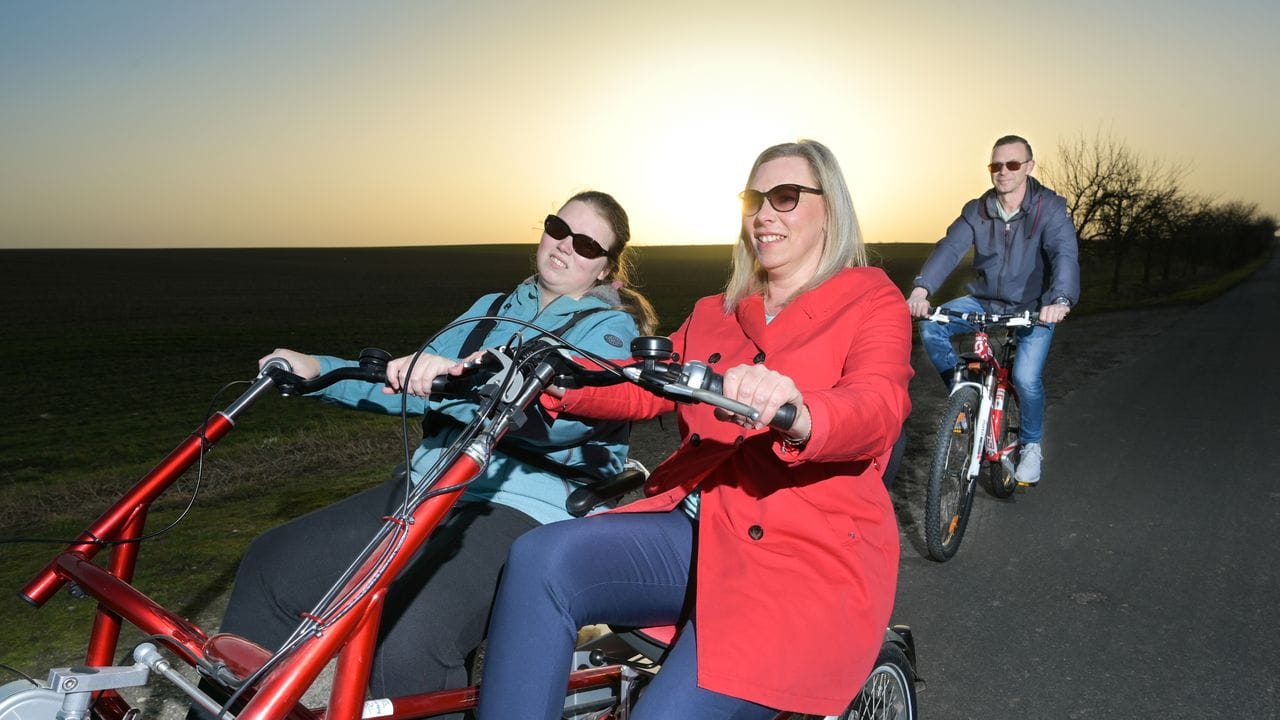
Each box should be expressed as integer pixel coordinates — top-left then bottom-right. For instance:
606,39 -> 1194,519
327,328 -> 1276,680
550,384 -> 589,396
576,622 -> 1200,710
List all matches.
261,347 -> 493,399
920,307 -> 1041,328
260,336 -> 797,431
547,336 -> 798,431
263,347 -> 393,395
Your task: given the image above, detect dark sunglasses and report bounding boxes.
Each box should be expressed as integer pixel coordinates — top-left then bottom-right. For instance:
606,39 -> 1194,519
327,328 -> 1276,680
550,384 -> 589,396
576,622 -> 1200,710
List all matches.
739,184 -> 824,216
988,159 -> 1030,173
543,214 -> 608,260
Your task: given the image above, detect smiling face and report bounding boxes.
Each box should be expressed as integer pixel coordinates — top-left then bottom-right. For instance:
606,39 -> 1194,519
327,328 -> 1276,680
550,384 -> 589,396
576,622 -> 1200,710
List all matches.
742,156 -> 827,289
535,199 -> 614,304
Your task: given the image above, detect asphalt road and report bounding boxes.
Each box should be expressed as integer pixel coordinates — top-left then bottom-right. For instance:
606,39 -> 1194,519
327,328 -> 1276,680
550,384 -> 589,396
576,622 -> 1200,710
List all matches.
890,249 -> 1280,719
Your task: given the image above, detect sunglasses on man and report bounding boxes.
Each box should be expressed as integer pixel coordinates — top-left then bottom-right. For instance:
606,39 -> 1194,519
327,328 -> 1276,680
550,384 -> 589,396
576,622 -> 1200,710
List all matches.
544,214 -> 608,260
988,159 -> 1031,173
739,183 -> 824,217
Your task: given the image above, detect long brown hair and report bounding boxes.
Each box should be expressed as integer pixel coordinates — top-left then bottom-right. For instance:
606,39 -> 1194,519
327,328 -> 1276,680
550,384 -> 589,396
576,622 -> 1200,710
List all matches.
569,190 -> 658,335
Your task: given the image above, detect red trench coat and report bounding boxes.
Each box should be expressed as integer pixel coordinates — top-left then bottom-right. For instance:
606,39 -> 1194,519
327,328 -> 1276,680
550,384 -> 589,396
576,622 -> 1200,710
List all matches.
549,267 -> 913,714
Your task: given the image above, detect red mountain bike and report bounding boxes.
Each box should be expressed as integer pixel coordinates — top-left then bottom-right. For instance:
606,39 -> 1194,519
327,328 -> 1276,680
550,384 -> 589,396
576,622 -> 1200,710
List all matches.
920,308 -> 1037,562
3,328 -> 918,720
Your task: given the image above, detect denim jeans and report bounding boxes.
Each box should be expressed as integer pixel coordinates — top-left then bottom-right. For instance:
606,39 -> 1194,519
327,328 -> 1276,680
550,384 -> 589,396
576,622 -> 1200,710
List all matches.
476,511 -> 779,720
919,295 -> 1055,444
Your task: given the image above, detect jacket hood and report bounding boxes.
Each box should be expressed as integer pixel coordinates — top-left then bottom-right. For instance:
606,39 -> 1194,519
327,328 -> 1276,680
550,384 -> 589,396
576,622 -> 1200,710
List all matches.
522,274 -> 621,308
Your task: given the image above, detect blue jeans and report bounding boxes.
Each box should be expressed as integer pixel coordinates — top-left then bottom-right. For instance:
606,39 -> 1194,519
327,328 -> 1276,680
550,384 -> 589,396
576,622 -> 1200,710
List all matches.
919,296 -> 1055,444
476,511 -> 779,720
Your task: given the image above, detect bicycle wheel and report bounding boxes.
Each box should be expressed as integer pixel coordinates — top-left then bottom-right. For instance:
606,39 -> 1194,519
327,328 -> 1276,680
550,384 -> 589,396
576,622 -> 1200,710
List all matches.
838,642 -> 917,720
985,386 -> 1021,499
924,386 -> 980,562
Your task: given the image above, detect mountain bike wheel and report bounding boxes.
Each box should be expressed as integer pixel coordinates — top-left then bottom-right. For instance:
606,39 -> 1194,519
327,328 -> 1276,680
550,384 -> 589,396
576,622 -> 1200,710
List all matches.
924,387 -> 980,562
838,642 -> 917,720
985,387 -> 1021,499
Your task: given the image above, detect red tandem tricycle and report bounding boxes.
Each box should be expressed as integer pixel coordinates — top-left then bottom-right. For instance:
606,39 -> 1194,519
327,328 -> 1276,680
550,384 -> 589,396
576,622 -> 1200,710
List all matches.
2,324 -> 920,720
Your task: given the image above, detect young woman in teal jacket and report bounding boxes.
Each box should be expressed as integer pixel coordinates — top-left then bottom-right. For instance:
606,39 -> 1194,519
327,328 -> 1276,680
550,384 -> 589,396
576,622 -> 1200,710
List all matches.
206,191 -> 656,712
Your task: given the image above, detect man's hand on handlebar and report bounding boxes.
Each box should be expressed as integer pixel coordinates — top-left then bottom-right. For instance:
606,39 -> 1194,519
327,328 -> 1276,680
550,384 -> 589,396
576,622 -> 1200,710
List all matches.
1039,303 -> 1070,324
259,348 -> 321,380
716,364 -> 812,444
906,287 -> 931,319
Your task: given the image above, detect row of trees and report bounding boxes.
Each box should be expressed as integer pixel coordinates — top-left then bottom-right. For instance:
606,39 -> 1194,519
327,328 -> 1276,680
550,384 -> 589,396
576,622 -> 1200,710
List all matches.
1042,131 -> 1276,294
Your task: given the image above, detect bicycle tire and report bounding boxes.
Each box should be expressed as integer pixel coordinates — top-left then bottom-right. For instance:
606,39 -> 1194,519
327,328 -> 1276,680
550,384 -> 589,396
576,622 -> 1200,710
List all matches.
837,642 -> 918,720
985,386 -> 1021,499
924,386 -> 981,562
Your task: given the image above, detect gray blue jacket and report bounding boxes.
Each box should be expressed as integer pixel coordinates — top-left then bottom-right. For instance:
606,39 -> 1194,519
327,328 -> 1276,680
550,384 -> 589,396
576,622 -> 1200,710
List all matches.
311,277 -> 638,524
914,176 -> 1080,314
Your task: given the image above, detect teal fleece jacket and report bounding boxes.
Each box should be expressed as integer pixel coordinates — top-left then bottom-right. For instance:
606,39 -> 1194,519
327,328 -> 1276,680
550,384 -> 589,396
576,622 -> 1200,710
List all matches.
311,278 -> 638,524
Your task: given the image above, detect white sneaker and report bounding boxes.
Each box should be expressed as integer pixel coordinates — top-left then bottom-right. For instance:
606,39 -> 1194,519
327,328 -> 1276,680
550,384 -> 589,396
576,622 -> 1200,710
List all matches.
1017,443 -> 1042,485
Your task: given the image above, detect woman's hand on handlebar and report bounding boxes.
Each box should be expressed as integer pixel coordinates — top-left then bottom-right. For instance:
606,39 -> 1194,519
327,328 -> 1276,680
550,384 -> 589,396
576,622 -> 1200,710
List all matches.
716,364 -> 812,443
259,348 -> 321,380
384,353 -> 466,397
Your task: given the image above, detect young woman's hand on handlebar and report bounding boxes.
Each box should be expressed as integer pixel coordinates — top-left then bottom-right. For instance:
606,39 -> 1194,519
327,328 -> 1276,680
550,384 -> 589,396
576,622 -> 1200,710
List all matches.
259,348 -> 321,380
716,364 -> 812,444
384,353 -> 468,397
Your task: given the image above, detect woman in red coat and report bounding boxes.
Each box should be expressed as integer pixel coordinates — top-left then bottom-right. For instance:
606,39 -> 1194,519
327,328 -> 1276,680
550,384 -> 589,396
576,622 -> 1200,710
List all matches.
476,140 -> 913,719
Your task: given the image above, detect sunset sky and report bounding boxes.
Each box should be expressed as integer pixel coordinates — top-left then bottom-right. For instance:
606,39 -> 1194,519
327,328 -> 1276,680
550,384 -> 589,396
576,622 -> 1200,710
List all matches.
2,0 -> 1277,249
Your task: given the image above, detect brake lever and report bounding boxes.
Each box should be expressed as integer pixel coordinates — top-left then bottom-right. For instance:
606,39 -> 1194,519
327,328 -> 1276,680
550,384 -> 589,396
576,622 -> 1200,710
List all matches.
483,349 -> 525,403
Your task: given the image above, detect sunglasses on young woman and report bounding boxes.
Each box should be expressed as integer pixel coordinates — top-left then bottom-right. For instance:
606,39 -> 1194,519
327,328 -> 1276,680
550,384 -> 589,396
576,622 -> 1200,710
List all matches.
544,215 -> 608,260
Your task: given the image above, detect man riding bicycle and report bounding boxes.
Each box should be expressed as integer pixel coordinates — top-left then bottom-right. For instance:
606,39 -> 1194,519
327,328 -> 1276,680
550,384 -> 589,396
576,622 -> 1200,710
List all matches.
905,134 -> 1079,485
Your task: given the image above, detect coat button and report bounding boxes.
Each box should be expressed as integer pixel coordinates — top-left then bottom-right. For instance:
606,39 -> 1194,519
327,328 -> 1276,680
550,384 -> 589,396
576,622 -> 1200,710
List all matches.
690,433 -> 701,447
734,436 -> 744,446
753,351 -> 766,364
708,352 -> 721,363
748,525 -> 764,541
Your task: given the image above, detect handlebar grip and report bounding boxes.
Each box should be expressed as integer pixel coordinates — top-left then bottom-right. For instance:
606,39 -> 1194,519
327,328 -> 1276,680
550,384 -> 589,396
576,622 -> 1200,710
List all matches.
565,466 -> 648,518
771,402 -> 797,431
699,368 -> 797,431
429,373 -> 483,397
269,348 -> 391,395
427,353 -> 501,396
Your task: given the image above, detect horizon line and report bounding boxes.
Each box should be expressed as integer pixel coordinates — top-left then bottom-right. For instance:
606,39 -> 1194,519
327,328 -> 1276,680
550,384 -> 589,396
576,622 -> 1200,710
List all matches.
0,240 -> 933,251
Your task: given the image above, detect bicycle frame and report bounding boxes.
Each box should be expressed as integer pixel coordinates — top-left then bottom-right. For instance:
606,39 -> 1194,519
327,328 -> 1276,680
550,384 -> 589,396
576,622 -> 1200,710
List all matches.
11,336 -> 911,720
930,308 -> 1032,485
948,329 -> 1014,482
16,349 -> 635,720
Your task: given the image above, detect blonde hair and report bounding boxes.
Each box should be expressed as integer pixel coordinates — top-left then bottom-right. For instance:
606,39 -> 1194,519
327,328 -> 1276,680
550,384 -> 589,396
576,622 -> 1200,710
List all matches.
723,140 -> 866,313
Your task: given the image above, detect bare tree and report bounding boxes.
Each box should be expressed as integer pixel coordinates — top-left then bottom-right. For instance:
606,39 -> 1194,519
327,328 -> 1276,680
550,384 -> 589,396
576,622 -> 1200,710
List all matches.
1042,130 -> 1190,293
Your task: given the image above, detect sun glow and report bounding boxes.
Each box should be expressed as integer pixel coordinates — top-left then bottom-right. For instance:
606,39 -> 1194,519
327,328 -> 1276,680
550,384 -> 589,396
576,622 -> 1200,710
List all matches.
623,108 -> 792,246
